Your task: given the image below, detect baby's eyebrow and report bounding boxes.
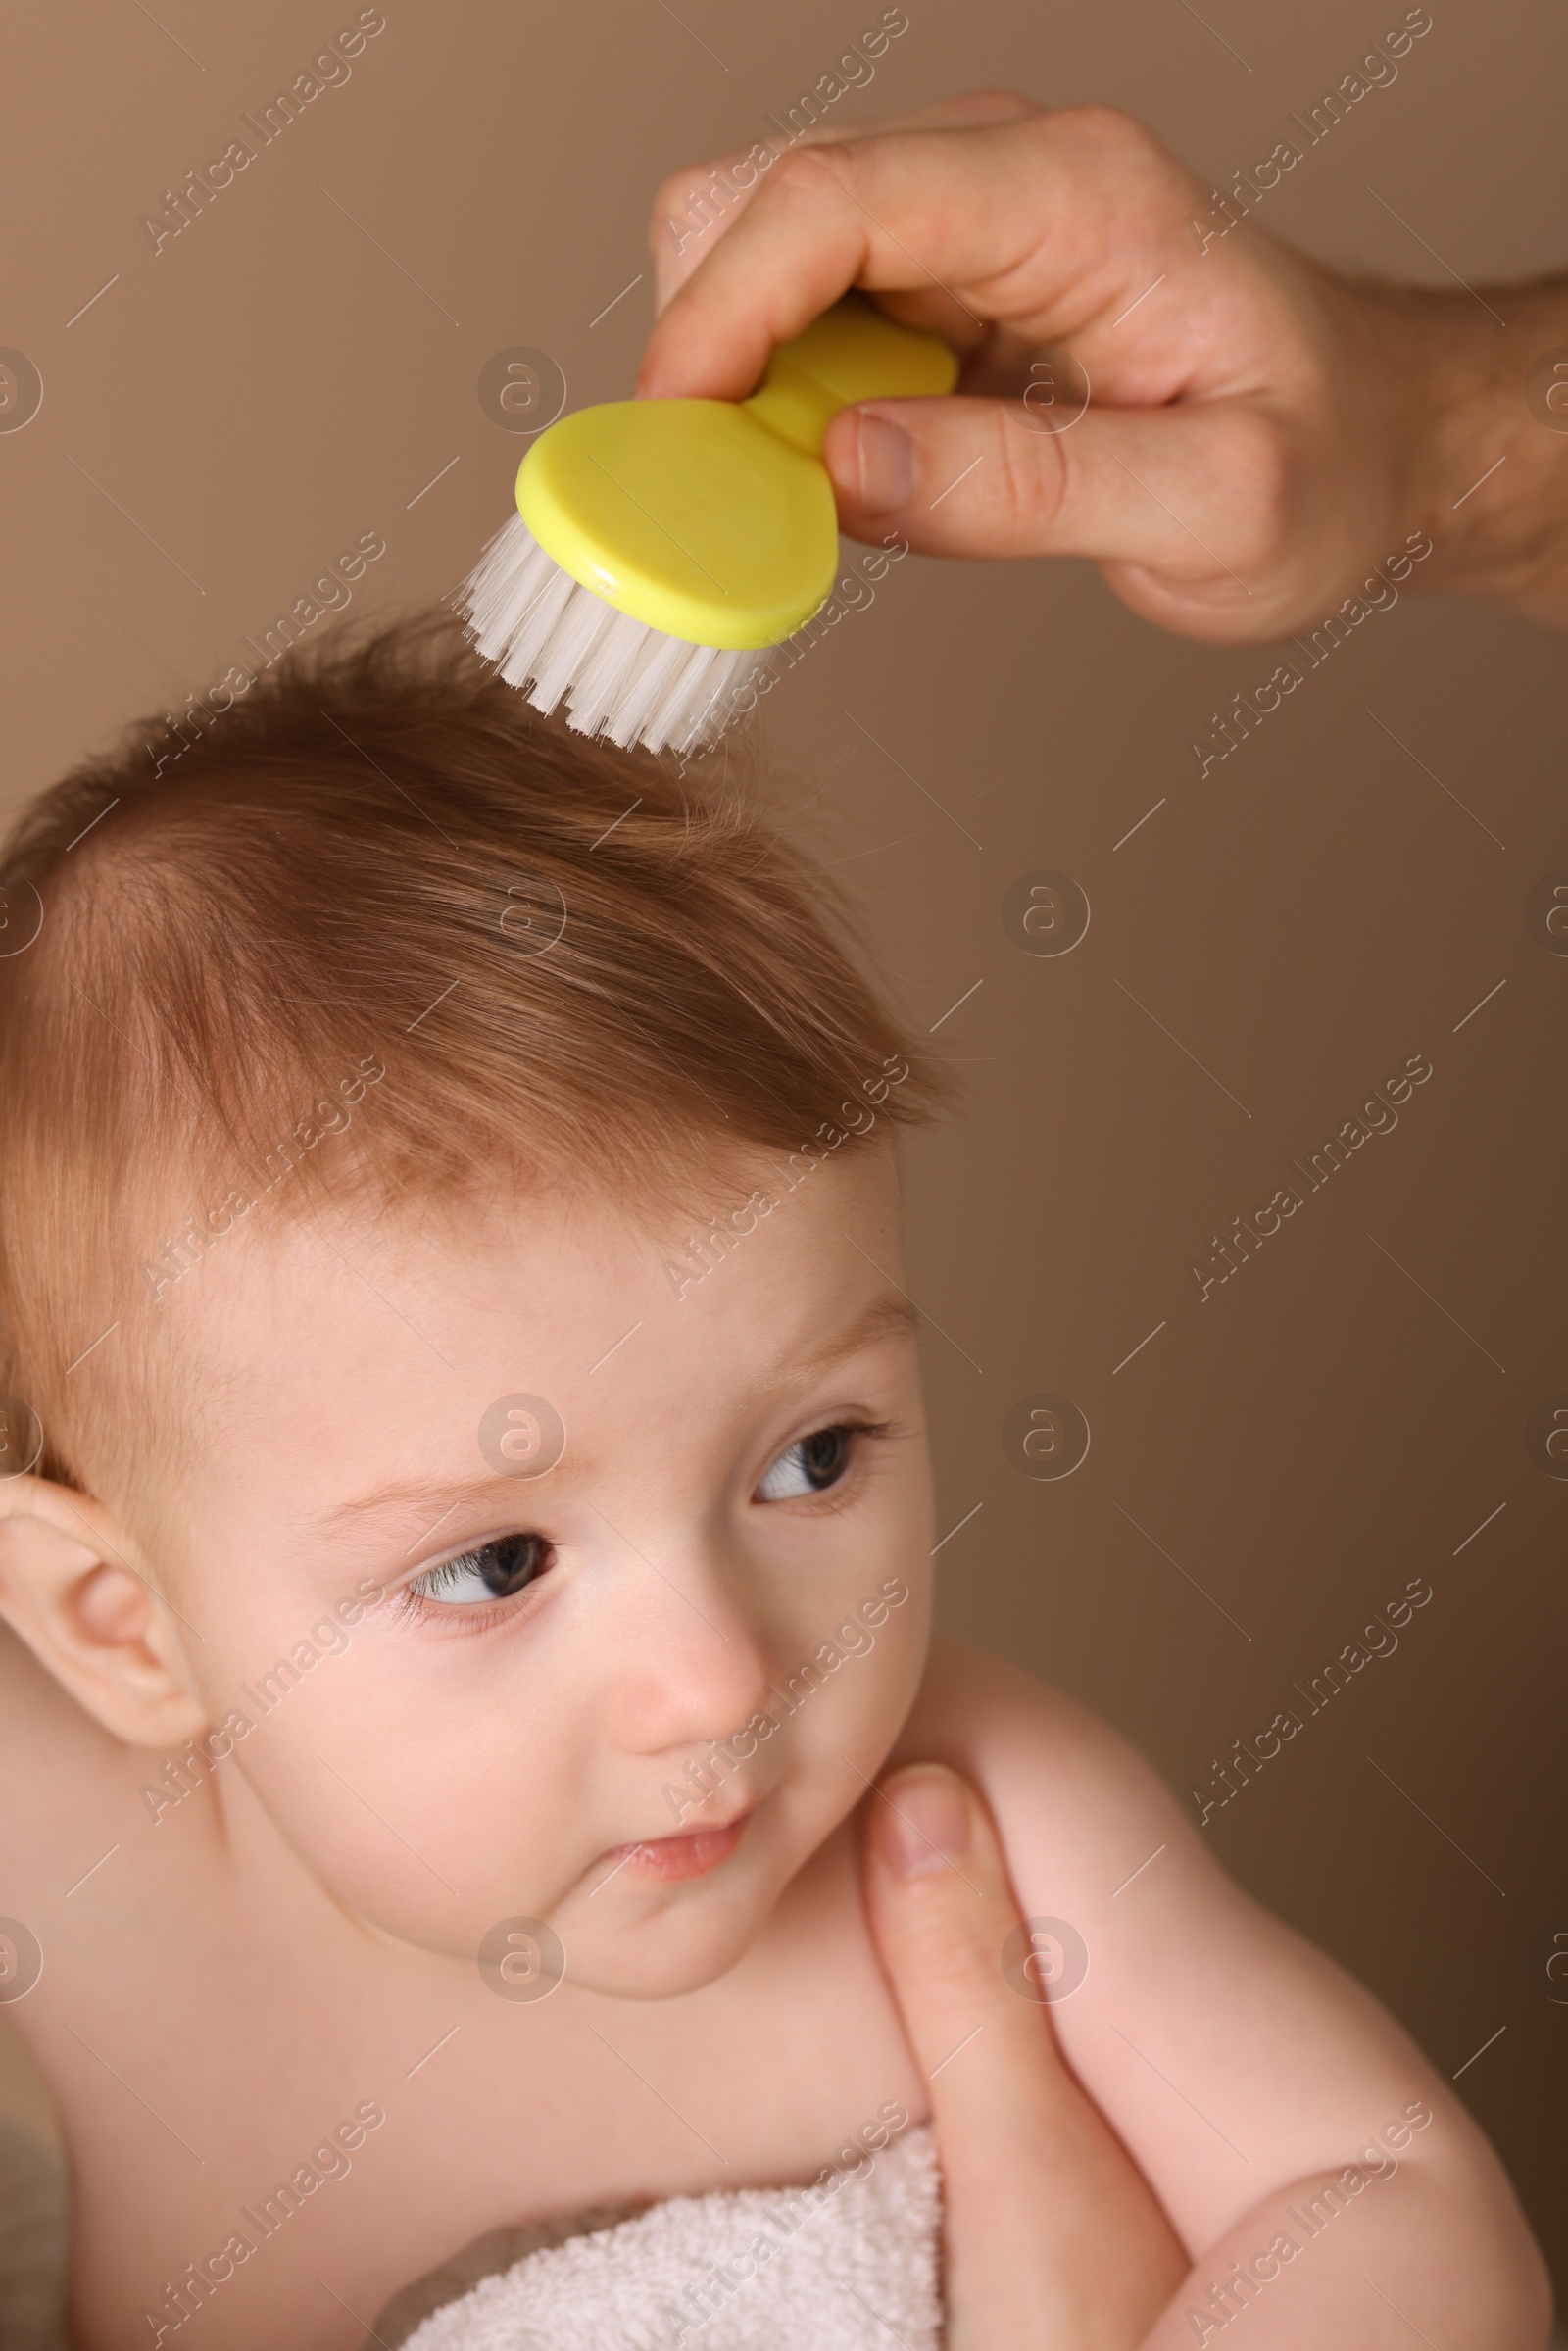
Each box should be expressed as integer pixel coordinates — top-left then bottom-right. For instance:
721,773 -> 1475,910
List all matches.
782,1290 -> 921,1383
316,1474 -> 538,1543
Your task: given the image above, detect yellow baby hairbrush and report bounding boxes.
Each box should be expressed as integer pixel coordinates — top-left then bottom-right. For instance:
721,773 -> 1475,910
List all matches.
460,294 -> 957,758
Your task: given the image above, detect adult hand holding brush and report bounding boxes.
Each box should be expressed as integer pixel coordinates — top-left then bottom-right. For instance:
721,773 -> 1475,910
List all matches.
640,90 -> 1568,640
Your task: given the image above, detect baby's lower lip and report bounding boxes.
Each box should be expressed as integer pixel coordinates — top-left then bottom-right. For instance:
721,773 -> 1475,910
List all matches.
600,1811 -> 754,1885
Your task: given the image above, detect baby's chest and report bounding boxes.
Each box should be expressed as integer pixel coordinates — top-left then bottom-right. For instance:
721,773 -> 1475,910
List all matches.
60,1873 -> 926,2349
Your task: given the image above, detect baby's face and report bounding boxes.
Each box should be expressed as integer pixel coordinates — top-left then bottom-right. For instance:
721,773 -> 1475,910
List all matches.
153,1145 -> 931,1998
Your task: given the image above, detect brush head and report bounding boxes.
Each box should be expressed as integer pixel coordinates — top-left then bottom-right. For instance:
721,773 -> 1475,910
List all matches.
460,393 -> 842,757
462,511 -> 778,757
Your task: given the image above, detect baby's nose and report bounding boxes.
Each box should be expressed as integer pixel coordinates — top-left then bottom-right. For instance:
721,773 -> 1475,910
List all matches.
595,1532 -> 778,1761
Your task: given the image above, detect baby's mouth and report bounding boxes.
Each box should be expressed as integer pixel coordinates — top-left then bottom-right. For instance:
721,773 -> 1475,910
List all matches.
594,1804 -> 756,1887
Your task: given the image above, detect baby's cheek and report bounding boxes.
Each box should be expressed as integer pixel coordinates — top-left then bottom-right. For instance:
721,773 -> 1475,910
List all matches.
784,1570 -> 930,1796
205,1641 -> 583,1960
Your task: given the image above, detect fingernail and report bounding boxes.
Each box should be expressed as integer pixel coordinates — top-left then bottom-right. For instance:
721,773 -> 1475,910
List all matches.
840,409 -> 914,515
880,1768 -> 970,1877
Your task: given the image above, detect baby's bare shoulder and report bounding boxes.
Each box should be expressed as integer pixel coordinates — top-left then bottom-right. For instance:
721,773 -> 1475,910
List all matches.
890,1641 -> 1477,2244
892,1637 -> 1176,1865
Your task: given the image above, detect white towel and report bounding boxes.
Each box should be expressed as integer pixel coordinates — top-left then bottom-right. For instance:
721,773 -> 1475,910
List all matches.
395,2124 -> 941,2351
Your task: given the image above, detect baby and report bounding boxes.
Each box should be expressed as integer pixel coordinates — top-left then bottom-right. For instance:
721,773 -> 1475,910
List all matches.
0,617 -> 1546,2349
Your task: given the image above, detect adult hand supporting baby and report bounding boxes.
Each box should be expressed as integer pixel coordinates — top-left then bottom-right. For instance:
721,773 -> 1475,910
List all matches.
861,1762 -> 1187,2351
641,92 -> 1568,639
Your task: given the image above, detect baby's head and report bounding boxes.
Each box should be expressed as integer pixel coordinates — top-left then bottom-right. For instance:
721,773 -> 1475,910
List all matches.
0,618 -> 938,1997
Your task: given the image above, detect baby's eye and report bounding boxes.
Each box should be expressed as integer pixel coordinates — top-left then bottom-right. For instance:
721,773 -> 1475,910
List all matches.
411,1532 -> 553,1607
755,1424 -> 855,1502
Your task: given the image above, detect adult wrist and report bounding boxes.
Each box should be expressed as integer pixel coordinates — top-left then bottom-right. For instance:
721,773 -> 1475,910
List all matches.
1368,274 -> 1568,624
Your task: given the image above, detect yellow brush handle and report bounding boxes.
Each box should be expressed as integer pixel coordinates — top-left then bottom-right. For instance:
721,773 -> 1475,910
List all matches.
743,292 -> 959,456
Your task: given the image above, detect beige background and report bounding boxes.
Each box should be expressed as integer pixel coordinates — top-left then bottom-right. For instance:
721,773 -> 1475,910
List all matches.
3,0 -> 1565,2305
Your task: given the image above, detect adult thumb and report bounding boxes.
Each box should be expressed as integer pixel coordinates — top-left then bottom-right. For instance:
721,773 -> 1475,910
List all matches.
862,1762 -> 1186,2351
862,1762 -> 1087,2194
824,392 -> 1270,592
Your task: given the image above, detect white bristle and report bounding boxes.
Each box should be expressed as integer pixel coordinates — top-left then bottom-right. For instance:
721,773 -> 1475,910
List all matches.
606,631 -> 694,752
563,607 -> 655,739
458,512 -> 773,758
498,562 -> 576,691
659,644 -> 759,755
465,517 -> 555,665
528,586 -> 616,714
643,641 -> 719,754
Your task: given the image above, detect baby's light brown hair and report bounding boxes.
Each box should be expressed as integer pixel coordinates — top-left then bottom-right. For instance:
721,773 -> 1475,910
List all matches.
0,614 -> 929,1509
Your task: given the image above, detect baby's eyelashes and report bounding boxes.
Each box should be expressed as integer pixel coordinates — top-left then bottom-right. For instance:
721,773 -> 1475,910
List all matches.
410,1532 -> 554,1607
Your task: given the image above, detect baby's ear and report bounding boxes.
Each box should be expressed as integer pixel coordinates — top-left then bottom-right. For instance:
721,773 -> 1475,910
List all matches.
0,1477 -> 207,1746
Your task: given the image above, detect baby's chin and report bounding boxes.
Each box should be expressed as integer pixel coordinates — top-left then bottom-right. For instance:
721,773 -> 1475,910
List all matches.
327,1830 -> 794,2001
555,1913 -> 763,2002
550,1836 -> 798,2000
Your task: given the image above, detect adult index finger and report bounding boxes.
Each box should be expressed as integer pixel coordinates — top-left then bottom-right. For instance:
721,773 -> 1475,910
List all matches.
636,105 -> 1207,404
647,88 -> 1041,316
